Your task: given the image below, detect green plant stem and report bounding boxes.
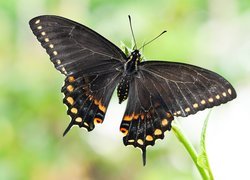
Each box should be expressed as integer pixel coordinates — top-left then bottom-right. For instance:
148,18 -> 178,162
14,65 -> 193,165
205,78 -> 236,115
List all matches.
172,121 -> 210,180
206,154 -> 214,179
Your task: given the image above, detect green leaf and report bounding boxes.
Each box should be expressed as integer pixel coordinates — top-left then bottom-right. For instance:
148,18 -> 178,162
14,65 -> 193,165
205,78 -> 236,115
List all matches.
197,152 -> 209,170
197,111 -> 210,169
197,111 -> 214,179
120,41 -> 131,56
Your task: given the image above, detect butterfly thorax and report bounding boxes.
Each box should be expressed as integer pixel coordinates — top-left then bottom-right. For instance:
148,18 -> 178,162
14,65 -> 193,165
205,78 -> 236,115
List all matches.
117,50 -> 141,104
124,49 -> 141,74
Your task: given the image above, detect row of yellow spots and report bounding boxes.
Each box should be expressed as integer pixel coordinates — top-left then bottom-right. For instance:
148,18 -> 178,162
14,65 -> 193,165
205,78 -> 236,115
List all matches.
173,88 -> 233,116
124,128 -> 163,146
67,78 -> 79,117
34,19 -> 66,74
121,112 -> 170,145
69,107 -> 103,126
73,114 -> 103,126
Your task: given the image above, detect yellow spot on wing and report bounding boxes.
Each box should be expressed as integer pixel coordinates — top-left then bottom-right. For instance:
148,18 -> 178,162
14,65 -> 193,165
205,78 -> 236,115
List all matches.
49,44 -> 54,48
146,135 -> 153,141
41,32 -> 46,36
56,59 -> 61,65
75,117 -> 82,122
154,129 -> 162,135
45,38 -> 49,42
70,108 -> 78,114
66,97 -> 74,105
208,98 -> 213,102
201,100 -> 206,104
128,139 -> 134,143
37,26 -> 42,29
185,107 -> 190,112
53,51 -> 58,55
35,19 -> 40,24
137,139 -> 144,145
216,95 -> 220,99
177,111 -> 181,115
228,88 -> 232,95
161,119 -> 168,126
222,92 -> 227,97
84,122 -> 89,127
62,67 -> 67,74
67,85 -> 74,92
193,103 -> 198,108
68,76 -> 75,82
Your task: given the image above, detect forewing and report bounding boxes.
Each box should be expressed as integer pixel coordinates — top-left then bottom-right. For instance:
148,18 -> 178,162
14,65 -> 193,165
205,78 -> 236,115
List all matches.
29,15 -> 125,133
29,15 -> 126,76
140,61 -> 237,117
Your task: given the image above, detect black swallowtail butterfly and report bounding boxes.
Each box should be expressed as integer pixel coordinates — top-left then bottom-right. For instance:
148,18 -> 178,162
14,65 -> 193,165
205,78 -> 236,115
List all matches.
29,15 -> 236,165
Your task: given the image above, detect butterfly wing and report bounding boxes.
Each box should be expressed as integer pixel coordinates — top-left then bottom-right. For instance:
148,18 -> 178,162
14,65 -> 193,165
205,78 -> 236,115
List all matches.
62,71 -> 121,134
29,15 -> 126,133
120,61 -> 236,165
140,61 -> 236,117
29,15 -> 126,75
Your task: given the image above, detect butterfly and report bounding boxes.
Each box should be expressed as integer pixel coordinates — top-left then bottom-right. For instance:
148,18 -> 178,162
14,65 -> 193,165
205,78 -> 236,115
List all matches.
29,15 -> 236,165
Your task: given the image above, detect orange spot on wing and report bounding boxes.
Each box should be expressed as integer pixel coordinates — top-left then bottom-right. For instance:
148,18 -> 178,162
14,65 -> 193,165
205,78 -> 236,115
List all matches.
98,104 -> 106,113
133,114 -> 139,119
94,118 -> 103,124
120,128 -> 128,135
94,99 -> 100,105
123,113 -> 134,121
141,114 -> 145,120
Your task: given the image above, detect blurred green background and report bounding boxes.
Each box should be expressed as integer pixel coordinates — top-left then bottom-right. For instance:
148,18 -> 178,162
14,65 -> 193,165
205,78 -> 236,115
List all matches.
1,0 -> 250,179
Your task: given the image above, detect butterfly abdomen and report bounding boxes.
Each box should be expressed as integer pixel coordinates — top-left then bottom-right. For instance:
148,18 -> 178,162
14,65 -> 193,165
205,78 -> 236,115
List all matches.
117,76 -> 131,104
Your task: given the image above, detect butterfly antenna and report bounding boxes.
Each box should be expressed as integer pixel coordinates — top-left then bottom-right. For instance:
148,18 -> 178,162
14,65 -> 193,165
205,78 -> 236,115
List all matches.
128,15 -> 137,50
139,30 -> 167,50
142,147 -> 147,166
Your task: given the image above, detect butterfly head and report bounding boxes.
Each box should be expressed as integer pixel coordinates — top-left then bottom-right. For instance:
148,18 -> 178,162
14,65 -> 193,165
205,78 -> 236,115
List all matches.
131,49 -> 141,60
